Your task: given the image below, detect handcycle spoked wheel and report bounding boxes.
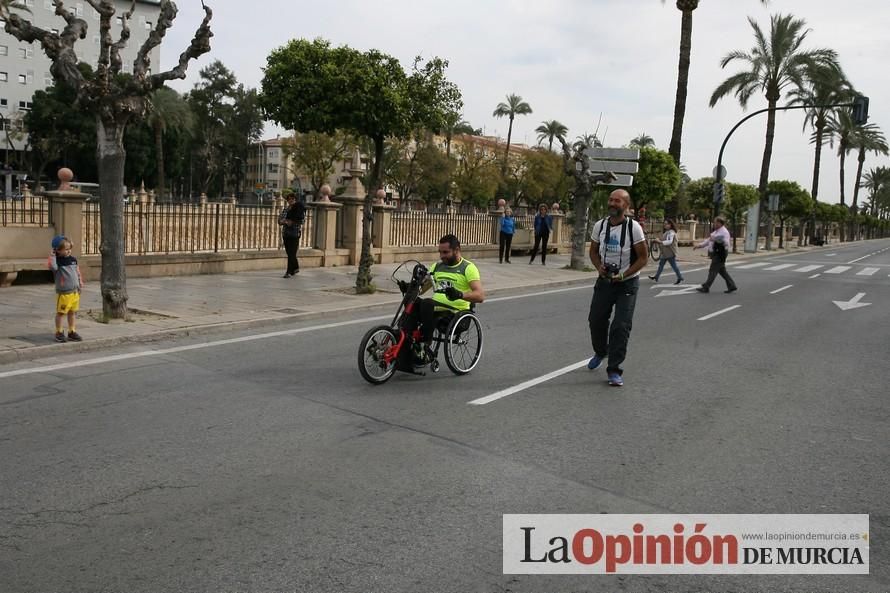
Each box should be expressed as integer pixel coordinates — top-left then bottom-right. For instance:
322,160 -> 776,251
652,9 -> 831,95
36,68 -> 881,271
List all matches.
358,325 -> 399,384
648,240 -> 661,262
443,311 -> 483,375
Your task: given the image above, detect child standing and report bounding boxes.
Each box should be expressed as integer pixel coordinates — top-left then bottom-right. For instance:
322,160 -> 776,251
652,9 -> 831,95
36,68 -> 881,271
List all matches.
48,235 -> 84,342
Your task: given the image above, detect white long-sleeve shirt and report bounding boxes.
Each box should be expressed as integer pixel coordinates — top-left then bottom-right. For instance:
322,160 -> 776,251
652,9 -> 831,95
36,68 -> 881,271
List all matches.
697,225 -> 731,254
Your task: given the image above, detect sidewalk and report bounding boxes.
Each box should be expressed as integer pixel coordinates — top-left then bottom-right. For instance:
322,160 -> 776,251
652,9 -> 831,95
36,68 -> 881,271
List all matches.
0,244 -> 815,363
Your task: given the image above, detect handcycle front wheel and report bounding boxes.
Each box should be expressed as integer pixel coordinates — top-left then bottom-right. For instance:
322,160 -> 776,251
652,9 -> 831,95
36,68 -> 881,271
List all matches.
358,325 -> 399,384
649,240 -> 661,262
443,312 -> 483,375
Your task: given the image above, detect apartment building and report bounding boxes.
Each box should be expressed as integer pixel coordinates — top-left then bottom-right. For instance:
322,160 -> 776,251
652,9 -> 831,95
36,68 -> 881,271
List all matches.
0,0 -> 161,191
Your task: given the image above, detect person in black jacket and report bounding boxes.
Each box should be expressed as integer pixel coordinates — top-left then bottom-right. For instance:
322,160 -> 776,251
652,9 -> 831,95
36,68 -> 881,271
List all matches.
279,192 -> 305,277
529,203 -> 554,265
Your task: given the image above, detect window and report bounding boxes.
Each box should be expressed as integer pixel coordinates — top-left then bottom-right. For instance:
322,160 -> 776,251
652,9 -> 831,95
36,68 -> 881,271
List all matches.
0,99 -> 7,108
19,100 -> 33,110
44,72 -> 53,86
18,48 -> 27,59
75,3 -> 83,16
268,164 -> 279,173
17,74 -> 26,84
268,149 -> 278,158
0,72 -> 6,83
115,16 -> 123,25
0,46 -> 7,56
145,21 -> 153,30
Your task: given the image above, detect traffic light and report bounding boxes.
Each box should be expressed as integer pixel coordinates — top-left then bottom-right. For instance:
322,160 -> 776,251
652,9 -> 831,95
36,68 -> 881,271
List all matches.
852,96 -> 869,125
713,182 -> 725,205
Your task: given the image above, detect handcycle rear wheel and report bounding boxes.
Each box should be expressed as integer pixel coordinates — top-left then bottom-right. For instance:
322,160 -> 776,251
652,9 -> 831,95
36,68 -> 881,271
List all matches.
443,312 -> 483,375
358,325 -> 399,384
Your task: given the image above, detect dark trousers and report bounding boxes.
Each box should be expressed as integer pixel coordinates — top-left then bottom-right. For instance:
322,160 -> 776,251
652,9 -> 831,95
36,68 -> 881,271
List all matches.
529,232 -> 550,263
499,231 -> 513,262
588,276 -> 639,375
405,298 -> 438,344
702,255 -> 736,291
283,236 -> 300,274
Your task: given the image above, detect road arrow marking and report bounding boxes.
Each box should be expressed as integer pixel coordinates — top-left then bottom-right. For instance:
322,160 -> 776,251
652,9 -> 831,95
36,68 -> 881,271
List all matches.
833,293 -> 872,311
654,285 -> 701,297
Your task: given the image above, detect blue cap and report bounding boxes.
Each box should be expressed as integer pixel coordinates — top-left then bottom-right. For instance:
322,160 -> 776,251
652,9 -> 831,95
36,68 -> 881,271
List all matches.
51,235 -> 66,250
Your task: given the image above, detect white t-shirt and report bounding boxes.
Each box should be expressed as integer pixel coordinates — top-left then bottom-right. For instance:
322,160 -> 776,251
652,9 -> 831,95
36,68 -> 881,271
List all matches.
591,217 -> 647,278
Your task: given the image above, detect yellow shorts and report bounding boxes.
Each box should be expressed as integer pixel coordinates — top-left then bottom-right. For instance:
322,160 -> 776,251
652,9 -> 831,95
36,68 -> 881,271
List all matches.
56,292 -> 80,314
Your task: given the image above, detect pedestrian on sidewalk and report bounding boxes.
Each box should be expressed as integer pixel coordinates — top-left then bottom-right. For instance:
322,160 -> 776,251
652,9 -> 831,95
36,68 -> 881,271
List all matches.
279,191 -> 305,278
648,219 -> 684,284
529,203 -> 553,265
587,189 -> 648,387
47,235 -> 83,343
499,208 -> 515,263
693,216 -> 737,294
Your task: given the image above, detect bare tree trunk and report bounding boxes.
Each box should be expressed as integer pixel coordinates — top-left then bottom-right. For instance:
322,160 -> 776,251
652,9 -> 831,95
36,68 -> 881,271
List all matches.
570,194 -> 590,270
850,147 -> 866,241
838,148 -> 847,242
356,135 -> 383,293
97,118 -> 128,319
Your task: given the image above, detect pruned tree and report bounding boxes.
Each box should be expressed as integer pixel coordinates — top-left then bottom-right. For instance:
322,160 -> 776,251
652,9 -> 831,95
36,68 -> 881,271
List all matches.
557,137 -> 617,270
1,0 -> 213,318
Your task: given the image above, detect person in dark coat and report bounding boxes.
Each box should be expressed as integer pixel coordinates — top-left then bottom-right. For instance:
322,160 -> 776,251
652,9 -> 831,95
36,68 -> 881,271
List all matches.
279,192 -> 305,277
529,203 -> 553,265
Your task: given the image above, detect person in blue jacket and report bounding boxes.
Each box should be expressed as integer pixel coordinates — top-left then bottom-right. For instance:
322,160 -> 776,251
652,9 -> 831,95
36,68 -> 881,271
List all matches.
529,203 -> 553,265
499,208 -> 515,263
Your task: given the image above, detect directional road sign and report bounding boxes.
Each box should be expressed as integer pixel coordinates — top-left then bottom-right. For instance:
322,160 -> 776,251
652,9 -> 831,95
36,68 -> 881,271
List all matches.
580,146 -> 641,187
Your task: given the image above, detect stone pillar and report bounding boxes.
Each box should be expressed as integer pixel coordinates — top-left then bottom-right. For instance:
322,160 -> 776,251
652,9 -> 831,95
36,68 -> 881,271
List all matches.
489,210 -> 504,246
44,195 -> 88,258
199,192 -> 208,206
550,212 -> 567,251
309,200 -> 343,266
372,202 -> 396,263
137,182 -> 148,205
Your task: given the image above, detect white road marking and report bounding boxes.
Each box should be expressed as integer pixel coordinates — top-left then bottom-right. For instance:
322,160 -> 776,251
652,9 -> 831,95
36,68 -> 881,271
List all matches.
824,266 -> 851,274
764,264 -> 796,271
857,267 -> 879,276
847,254 -> 874,264
735,262 -> 770,269
826,253 -> 837,257
809,274 -> 821,279
697,305 -> 741,321
0,285 -> 593,380
833,293 -> 871,311
469,360 -> 588,405
770,285 -> 794,294
794,265 -> 822,273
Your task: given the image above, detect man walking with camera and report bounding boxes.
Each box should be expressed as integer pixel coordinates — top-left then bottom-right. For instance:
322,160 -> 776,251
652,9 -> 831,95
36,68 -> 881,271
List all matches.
587,189 -> 649,387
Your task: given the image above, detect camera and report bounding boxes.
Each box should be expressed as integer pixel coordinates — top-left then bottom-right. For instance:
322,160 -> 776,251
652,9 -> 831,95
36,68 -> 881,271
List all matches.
604,262 -> 621,277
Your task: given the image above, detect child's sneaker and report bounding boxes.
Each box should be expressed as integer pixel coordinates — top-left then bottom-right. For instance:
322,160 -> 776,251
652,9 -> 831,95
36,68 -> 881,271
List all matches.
67,331 -> 83,342
54,332 -> 67,343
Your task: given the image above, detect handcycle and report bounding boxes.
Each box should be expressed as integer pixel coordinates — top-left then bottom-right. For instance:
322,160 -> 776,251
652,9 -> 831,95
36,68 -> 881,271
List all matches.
357,261 -> 484,385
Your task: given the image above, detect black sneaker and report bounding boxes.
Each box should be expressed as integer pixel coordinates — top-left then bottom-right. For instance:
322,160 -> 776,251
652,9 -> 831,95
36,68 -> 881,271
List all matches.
67,331 -> 83,342
696,287 -> 709,293
724,287 -> 738,293
54,332 -> 67,343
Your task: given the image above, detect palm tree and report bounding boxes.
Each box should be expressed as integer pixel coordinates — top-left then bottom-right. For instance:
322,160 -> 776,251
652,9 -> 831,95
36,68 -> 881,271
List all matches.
535,120 -> 568,151
492,94 -> 532,170
573,132 -> 603,153
146,87 -> 194,200
629,133 -> 655,148
787,62 -> 852,243
850,123 -> 888,238
709,13 -> 838,248
662,0 -> 768,168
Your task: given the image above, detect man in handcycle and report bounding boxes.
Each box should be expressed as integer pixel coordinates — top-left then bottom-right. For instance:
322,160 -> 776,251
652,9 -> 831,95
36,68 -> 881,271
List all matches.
403,234 -> 485,366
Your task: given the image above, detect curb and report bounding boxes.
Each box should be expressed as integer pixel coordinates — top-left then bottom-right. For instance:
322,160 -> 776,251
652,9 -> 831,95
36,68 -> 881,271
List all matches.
0,275 -> 596,365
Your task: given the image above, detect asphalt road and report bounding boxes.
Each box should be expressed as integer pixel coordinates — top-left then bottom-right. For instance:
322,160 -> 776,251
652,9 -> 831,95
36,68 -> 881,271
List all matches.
2,239 -> 889,593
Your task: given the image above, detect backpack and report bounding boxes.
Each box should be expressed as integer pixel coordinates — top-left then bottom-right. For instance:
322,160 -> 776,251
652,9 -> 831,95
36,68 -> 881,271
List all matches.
597,217 -> 639,266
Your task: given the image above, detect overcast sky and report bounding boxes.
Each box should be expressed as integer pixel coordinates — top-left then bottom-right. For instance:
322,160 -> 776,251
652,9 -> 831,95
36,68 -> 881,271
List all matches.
160,0 -> 889,204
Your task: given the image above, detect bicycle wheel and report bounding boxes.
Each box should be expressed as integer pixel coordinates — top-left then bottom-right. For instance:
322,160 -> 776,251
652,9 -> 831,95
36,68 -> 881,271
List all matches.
358,325 -> 399,384
649,241 -> 661,262
444,312 -> 483,375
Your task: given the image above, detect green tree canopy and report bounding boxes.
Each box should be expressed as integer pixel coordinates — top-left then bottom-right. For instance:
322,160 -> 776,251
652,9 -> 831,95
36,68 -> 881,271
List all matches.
630,147 -> 681,214
260,38 -> 462,291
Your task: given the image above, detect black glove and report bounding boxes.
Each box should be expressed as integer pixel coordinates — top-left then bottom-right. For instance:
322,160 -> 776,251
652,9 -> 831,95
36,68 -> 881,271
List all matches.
444,286 -> 463,301
397,280 -> 409,293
